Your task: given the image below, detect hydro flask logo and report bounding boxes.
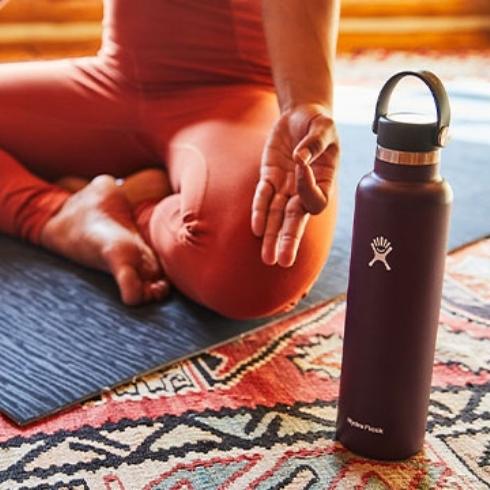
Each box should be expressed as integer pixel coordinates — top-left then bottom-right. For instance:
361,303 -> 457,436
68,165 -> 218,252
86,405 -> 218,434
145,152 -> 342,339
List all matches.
347,417 -> 384,435
368,236 -> 392,271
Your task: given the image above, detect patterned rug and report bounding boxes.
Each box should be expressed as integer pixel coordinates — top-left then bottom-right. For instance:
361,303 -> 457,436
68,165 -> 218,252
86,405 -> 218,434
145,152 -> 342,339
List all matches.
0,238 -> 488,489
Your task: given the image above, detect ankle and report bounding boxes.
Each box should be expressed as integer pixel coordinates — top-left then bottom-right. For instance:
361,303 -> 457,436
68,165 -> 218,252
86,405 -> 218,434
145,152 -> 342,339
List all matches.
37,190 -> 71,249
133,200 -> 157,247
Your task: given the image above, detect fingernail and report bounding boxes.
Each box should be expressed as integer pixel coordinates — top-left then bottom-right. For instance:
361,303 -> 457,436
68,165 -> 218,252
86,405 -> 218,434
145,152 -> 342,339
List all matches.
297,148 -> 312,165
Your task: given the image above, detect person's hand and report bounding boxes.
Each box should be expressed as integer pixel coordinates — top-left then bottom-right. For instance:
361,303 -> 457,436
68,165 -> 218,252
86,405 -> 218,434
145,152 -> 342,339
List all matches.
251,103 -> 339,267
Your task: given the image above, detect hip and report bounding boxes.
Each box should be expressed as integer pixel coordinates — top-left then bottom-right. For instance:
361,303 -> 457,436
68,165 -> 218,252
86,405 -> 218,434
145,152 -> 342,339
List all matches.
99,0 -> 273,88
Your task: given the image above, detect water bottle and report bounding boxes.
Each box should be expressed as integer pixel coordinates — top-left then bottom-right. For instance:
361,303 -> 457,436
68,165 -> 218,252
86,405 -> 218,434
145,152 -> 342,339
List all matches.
336,70 -> 453,460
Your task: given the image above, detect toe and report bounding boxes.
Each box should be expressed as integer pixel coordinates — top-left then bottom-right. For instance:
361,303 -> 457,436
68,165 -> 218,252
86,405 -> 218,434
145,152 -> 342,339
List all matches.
139,245 -> 163,280
115,264 -> 144,306
91,174 -> 117,189
56,176 -> 90,192
104,240 -> 165,305
151,280 -> 170,301
142,280 -> 170,303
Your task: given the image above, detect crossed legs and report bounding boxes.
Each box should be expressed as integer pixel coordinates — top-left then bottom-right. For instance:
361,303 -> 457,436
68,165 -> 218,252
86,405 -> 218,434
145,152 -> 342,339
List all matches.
0,57 -> 169,304
0,61 -> 336,318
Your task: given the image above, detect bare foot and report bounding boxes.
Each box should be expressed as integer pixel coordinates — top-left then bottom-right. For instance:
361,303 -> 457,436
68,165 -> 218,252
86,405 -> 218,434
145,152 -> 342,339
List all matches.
41,175 -> 170,306
120,168 -> 172,206
57,168 -> 172,206
56,176 -> 89,193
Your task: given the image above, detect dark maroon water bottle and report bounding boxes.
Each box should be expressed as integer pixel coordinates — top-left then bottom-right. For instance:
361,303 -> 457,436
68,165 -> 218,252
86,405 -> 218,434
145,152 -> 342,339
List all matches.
336,71 -> 453,460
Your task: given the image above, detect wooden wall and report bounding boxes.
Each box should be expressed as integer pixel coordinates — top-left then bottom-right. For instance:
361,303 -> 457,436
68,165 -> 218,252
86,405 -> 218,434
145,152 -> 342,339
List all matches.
0,0 -> 488,61
339,0 -> 490,52
0,0 -> 101,60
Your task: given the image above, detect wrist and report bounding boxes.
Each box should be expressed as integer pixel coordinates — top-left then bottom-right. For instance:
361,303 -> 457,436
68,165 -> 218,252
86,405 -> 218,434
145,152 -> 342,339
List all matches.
275,77 -> 333,116
277,88 -> 333,116
281,101 -> 334,120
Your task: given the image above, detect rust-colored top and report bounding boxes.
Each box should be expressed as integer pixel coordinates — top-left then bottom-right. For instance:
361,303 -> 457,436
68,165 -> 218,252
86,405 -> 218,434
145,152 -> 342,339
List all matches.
98,0 -> 273,87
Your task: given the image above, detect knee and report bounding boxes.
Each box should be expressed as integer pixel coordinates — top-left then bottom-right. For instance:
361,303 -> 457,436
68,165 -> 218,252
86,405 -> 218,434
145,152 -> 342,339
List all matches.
197,213 -> 334,320
153,181 -> 337,320
200,265 -> 306,320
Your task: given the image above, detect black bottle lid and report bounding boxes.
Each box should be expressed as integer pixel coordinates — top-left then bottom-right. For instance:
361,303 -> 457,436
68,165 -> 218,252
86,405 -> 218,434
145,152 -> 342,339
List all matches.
373,71 -> 451,153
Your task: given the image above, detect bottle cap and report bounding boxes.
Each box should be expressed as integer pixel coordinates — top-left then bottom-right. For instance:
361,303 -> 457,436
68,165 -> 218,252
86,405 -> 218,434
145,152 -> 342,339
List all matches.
373,71 -> 451,153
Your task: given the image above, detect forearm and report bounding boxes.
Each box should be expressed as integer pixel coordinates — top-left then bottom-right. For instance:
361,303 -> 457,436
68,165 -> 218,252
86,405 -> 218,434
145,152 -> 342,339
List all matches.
262,0 -> 340,113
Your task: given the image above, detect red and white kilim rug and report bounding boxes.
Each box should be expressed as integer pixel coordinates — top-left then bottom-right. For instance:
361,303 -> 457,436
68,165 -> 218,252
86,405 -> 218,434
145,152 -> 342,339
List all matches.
0,238 -> 488,489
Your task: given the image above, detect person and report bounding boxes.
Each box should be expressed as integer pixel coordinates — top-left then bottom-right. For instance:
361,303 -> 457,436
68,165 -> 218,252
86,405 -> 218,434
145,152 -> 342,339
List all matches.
0,0 -> 340,319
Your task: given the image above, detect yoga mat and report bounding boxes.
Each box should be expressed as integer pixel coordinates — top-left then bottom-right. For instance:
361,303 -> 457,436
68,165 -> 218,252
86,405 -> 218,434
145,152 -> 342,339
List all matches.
0,124 -> 488,425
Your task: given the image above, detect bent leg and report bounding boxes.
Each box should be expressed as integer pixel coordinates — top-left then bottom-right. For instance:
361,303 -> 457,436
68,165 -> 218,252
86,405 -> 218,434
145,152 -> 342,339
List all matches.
0,57 -> 157,243
138,85 -> 337,319
0,150 -> 70,242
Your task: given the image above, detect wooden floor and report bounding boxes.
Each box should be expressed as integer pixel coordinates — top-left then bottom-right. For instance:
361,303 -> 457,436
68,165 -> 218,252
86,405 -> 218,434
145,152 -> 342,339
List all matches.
0,0 -> 488,60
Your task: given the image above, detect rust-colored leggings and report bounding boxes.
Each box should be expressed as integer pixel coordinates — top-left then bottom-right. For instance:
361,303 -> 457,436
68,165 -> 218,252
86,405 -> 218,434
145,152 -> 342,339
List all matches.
0,2 -> 336,319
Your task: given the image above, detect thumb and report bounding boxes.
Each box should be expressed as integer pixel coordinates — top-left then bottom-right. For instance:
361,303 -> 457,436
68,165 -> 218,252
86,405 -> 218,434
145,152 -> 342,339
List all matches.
293,113 -> 334,166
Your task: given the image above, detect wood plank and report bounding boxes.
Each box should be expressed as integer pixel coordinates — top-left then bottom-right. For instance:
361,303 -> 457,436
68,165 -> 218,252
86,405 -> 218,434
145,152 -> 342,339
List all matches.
0,42 -> 99,61
0,1 -> 488,59
340,0 -> 490,18
1,16 -> 487,43
0,0 -> 102,23
1,0 -> 489,24
338,31 -> 490,53
1,34 -> 487,61
341,16 -> 490,34
0,21 -> 100,42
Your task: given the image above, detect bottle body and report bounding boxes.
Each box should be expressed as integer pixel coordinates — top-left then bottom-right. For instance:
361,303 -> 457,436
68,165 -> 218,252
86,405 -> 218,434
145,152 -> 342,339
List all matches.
336,159 -> 453,460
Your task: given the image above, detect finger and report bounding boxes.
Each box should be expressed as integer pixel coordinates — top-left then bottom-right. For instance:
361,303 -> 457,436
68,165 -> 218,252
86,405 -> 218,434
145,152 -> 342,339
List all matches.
262,192 -> 288,265
277,198 -> 310,268
294,147 -> 312,167
312,143 -> 339,194
297,142 -> 339,215
293,114 -> 336,166
251,179 -> 274,237
295,162 -> 328,215
293,115 -> 339,215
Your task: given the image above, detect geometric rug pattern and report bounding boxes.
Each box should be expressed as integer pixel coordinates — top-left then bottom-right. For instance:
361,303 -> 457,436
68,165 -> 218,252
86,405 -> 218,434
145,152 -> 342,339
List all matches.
0,239 -> 488,489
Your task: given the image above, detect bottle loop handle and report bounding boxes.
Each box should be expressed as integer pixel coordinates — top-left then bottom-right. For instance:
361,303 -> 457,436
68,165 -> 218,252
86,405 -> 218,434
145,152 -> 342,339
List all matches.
372,70 -> 451,147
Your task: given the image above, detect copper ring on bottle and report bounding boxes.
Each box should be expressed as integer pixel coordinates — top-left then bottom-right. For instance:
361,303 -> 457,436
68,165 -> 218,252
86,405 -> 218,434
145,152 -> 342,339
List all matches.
376,145 -> 440,166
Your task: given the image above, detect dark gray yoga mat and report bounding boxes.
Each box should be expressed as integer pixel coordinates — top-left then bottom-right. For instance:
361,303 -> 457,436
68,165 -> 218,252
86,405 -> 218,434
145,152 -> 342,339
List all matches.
0,123 -> 488,426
